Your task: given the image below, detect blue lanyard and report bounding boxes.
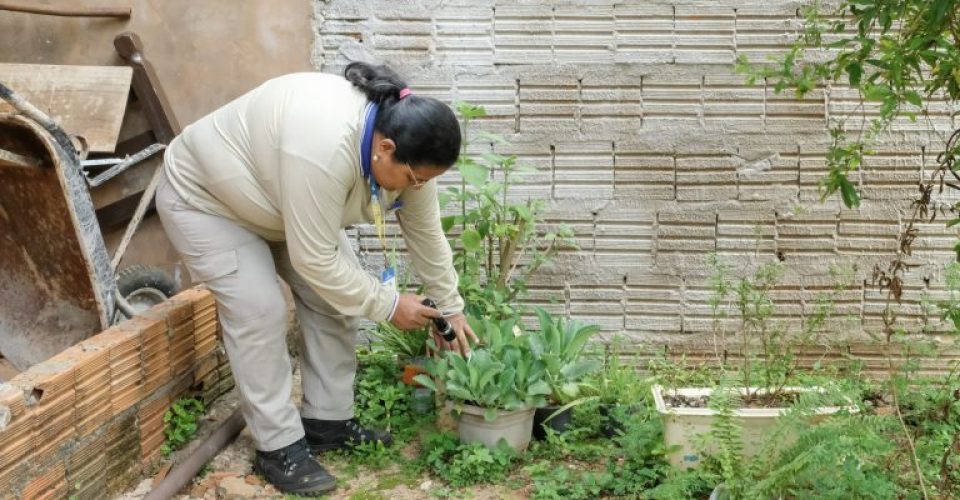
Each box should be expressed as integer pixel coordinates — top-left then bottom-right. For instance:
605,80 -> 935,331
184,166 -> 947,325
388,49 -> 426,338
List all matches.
359,102 -> 380,199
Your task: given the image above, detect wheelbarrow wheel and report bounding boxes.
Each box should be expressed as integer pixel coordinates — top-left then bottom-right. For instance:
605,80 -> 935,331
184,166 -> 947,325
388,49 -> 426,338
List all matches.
113,265 -> 177,323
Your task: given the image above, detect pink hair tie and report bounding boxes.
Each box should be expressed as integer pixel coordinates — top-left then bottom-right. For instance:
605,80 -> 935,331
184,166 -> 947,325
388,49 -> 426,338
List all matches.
398,88 -> 412,100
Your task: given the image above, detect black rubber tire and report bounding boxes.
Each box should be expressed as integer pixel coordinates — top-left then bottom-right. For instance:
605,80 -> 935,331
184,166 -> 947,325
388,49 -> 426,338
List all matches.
114,265 -> 178,321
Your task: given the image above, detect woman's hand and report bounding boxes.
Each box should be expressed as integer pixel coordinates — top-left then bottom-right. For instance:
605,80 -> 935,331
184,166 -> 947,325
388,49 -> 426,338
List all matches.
433,313 -> 480,357
390,294 -> 440,330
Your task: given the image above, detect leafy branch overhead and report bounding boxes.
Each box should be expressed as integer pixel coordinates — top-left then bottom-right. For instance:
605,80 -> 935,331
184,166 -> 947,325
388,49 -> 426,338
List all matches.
738,0 -> 960,210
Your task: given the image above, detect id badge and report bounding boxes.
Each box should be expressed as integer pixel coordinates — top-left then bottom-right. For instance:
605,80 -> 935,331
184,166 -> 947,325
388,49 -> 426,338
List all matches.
381,266 -> 397,291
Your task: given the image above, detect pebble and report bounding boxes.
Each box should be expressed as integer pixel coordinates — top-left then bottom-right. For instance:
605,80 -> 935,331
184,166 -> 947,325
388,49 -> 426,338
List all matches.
217,476 -> 261,498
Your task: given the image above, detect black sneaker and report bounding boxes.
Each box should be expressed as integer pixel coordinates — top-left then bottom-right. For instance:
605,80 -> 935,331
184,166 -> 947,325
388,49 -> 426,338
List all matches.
253,438 -> 336,495
302,417 -> 393,453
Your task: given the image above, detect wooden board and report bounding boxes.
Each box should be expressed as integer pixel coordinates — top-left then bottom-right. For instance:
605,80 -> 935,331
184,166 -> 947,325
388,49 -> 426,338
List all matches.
0,356 -> 20,382
0,63 -> 132,153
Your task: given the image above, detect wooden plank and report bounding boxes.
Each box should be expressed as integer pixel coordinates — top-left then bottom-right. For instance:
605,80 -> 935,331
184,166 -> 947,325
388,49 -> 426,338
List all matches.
0,356 -> 20,382
0,63 -> 132,152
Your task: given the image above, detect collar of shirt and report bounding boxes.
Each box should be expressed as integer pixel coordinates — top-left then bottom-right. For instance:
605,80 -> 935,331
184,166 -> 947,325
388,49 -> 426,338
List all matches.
359,102 -> 380,199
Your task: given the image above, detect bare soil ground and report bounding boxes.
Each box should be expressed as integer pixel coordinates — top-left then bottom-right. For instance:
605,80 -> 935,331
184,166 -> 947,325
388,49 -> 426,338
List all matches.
116,364 -> 529,500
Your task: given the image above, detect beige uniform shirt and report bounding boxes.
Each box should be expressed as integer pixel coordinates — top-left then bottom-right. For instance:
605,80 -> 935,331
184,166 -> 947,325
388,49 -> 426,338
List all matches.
163,72 -> 463,321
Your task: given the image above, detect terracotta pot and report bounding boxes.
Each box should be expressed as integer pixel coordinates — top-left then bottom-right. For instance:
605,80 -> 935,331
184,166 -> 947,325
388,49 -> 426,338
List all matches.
401,363 -> 427,386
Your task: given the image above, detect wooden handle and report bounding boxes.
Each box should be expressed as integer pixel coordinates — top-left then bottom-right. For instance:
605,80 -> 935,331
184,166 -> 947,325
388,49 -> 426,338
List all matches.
0,1 -> 130,18
114,32 -> 180,143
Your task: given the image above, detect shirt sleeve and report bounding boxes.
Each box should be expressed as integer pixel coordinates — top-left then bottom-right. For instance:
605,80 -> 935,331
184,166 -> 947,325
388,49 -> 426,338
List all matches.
397,180 -> 465,315
279,151 -> 398,321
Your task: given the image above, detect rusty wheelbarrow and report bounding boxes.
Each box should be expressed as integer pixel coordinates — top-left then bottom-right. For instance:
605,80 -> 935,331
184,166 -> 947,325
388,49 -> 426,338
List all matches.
0,80 -> 173,371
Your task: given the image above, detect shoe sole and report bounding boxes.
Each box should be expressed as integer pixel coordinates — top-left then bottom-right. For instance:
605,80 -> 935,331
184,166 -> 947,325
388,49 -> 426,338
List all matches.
252,463 -> 337,495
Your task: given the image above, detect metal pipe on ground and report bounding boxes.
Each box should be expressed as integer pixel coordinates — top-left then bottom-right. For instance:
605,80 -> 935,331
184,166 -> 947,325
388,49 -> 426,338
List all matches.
144,409 -> 246,500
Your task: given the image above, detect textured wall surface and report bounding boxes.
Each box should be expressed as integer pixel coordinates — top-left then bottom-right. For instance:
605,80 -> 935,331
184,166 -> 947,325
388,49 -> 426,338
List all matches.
315,0 -> 960,348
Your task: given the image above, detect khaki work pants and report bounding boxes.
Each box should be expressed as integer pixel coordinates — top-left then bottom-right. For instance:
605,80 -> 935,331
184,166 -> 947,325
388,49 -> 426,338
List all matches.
155,171 -> 359,452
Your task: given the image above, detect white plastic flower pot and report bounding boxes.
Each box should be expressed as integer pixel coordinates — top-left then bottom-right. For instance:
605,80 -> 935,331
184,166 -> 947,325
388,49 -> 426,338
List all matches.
652,385 -> 857,469
453,403 -> 535,452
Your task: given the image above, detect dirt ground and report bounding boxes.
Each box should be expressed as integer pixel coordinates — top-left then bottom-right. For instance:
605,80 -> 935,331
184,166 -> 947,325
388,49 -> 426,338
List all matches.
116,364 -> 527,500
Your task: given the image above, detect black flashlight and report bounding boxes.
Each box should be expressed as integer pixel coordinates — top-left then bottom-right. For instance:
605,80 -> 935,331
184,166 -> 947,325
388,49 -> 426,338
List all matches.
421,298 -> 457,342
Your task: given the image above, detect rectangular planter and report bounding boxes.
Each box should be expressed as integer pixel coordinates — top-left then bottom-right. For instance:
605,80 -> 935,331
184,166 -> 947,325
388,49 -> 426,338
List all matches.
652,385 -> 857,469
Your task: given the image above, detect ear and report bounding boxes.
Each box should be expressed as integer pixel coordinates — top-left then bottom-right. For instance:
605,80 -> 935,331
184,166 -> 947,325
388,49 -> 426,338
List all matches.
377,138 -> 397,158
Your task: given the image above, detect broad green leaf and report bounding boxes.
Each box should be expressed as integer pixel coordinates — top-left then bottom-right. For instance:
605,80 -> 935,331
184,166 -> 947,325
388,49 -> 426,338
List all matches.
565,324 -> 600,360
864,84 -> 890,101
560,382 -> 580,399
461,228 -> 482,252
458,161 -> 490,187
441,215 -> 456,233
456,101 -> 486,120
528,380 -> 552,396
482,153 -> 509,166
475,131 -> 508,145
560,359 -> 602,381
905,90 -> 922,107
846,62 -> 862,86
839,175 -> 861,208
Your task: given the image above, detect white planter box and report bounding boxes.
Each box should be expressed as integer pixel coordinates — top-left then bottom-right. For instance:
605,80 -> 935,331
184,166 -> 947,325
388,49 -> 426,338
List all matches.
652,385 -> 857,469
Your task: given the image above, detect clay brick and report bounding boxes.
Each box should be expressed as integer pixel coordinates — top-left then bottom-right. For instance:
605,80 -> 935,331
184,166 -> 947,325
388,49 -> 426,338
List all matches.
193,353 -> 219,383
139,296 -> 194,329
0,460 -> 26,500
0,382 -> 25,420
21,462 -> 64,500
68,433 -> 106,498
0,407 -> 34,470
105,413 -> 141,496
138,396 -> 169,463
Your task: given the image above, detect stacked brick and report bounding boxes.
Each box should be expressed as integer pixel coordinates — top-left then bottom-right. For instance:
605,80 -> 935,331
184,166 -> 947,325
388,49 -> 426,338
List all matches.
319,0 -> 960,367
0,287 -> 232,499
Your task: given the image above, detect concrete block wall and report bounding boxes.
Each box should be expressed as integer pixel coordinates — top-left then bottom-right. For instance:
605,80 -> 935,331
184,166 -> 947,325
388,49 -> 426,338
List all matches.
315,0 -> 960,349
0,288 -> 231,500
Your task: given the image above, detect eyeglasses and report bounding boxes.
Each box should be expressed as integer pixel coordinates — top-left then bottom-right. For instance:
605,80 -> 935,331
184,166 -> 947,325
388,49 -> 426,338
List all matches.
404,163 -> 426,190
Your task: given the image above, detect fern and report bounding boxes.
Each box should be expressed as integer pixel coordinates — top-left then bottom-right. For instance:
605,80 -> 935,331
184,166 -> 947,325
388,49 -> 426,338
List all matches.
708,383 -> 746,498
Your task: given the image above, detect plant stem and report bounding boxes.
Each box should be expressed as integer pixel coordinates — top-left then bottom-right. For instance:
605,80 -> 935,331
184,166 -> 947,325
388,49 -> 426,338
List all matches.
886,343 -> 929,500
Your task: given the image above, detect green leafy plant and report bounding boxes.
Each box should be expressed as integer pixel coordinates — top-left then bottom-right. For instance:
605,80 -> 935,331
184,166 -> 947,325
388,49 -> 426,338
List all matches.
442,102 -> 574,321
591,342 -> 650,406
706,253 -> 852,401
417,432 -> 517,487
527,461 -> 610,500
161,397 -> 204,456
527,308 -> 601,405
354,350 -> 421,439
526,397 -> 671,499
416,345 -> 550,421
368,321 -> 430,361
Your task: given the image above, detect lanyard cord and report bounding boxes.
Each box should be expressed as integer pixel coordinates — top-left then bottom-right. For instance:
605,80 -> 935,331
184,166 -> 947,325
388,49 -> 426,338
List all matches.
359,103 -> 390,256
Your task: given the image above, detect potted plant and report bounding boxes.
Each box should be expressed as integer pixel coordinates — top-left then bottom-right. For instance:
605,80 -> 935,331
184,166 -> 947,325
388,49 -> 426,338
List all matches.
414,317 -> 551,451
369,321 -> 430,386
654,255 -> 857,469
527,307 -> 601,439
